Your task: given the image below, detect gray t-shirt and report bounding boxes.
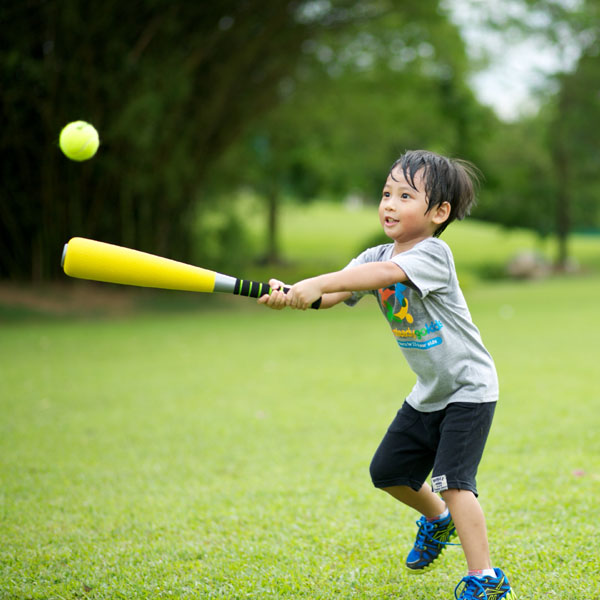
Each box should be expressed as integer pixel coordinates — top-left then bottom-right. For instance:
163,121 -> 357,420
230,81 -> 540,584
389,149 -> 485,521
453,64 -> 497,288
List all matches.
345,237 -> 498,412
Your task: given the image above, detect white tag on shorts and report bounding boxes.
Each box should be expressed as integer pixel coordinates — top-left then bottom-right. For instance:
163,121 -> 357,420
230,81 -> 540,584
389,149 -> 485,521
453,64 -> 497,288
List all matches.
432,475 -> 448,493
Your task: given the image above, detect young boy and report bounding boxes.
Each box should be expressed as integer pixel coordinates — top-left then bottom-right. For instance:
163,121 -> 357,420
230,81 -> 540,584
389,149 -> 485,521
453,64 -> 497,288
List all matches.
258,150 -> 515,599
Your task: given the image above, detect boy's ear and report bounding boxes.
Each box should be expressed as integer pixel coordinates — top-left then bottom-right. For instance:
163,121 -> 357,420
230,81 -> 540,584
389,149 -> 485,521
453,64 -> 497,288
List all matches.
432,201 -> 451,225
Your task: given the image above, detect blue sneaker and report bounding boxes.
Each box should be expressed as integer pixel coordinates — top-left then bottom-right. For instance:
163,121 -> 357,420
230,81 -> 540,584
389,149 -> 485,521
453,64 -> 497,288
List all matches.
454,568 -> 516,599
406,513 -> 458,572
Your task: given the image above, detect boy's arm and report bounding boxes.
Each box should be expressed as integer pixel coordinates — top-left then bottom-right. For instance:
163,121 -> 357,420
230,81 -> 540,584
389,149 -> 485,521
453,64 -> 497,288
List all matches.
316,290 -> 353,309
288,261 -> 406,310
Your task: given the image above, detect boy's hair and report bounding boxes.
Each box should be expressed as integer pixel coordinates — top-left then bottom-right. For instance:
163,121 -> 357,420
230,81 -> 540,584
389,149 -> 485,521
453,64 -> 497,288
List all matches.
389,149 -> 480,237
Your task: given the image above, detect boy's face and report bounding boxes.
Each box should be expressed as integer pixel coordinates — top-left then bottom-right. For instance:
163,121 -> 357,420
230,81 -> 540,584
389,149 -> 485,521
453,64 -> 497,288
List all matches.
379,166 -> 449,249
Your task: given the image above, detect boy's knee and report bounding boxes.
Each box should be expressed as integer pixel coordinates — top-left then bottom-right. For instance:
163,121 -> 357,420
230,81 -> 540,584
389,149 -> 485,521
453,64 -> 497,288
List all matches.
369,453 -> 390,485
369,454 -> 410,487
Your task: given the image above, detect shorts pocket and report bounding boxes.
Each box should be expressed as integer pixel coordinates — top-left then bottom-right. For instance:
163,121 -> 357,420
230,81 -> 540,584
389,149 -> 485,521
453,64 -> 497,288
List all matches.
388,401 -> 420,433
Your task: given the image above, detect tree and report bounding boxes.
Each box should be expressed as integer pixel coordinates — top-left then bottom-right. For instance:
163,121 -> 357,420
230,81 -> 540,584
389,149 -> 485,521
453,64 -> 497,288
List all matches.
521,0 -> 600,268
469,0 -> 600,268
474,115 -> 555,238
549,47 -> 600,268
210,0 -> 494,263
0,0 -> 388,280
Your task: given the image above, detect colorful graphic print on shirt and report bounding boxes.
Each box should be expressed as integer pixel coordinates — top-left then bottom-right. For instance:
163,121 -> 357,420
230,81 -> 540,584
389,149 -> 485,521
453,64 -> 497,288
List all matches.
378,283 -> 444,350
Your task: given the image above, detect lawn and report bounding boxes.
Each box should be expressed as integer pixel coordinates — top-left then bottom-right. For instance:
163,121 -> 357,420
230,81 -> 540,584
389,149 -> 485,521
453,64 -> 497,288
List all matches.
2,207 -> 600,599
234,198 -> 600,284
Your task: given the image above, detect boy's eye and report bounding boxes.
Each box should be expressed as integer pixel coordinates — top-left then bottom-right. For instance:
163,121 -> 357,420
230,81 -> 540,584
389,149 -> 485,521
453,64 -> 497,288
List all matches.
401,193 -> 410,199
382,191 -> 390,198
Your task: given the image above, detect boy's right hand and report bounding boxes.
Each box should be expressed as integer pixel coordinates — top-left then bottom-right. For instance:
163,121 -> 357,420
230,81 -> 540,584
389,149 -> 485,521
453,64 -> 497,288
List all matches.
257,279 -> 288,310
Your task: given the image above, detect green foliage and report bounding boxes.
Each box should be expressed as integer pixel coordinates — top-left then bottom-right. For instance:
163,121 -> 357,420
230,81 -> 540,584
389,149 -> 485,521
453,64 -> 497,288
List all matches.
474,0 -> 600,265
210,0 -> 494,261
239,200 -> 600,287
3,0 -> 600,281
474,116 -> 556,237
551,47 -> 600,225
1,0 -> 488,279
0,0 -> 372,279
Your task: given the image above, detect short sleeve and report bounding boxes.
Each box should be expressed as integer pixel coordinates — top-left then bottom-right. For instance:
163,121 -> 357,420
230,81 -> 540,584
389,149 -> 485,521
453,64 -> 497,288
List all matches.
342,244 -> 393,306
390,238 -> 452,298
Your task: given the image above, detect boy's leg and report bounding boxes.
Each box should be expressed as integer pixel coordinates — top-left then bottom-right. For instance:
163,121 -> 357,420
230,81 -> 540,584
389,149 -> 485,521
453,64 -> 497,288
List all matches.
432,402 -> 496,571
370,402 -> 458,572
441,488 -> 491,572
382,482 -> 446,519
385,482 -> 457,573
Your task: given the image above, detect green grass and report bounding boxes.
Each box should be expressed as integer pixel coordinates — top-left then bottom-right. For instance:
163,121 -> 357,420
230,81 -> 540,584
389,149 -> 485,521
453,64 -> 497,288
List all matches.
241,199 -> 600,285
2,207 -> 600,598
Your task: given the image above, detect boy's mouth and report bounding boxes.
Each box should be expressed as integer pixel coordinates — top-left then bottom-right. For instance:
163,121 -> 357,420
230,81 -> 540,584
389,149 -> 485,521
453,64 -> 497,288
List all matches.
384,216 -> 399,225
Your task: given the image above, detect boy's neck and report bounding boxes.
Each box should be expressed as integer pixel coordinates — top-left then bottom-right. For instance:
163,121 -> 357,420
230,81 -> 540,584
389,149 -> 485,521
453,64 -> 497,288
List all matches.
392,234 -> 434,256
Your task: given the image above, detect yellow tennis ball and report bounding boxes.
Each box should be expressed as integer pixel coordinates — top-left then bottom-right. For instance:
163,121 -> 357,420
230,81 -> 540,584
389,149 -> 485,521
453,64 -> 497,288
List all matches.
59,121 -> 100,161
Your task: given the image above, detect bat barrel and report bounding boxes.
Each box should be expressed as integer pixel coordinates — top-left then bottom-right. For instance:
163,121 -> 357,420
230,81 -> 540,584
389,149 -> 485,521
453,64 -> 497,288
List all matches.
62,237 -> 218,293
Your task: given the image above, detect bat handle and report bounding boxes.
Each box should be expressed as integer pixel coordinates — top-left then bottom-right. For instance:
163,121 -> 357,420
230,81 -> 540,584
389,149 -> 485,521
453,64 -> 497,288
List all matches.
233,279 -> 322,309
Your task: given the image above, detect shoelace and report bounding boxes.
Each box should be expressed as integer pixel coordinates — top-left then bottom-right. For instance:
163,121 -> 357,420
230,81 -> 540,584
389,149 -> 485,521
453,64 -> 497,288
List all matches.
415,517 -> 461,549
454,575 -> 487,599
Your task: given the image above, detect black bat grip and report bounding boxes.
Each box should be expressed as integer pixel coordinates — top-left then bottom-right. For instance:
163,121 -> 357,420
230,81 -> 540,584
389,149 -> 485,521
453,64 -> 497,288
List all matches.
233,279 -> 322,309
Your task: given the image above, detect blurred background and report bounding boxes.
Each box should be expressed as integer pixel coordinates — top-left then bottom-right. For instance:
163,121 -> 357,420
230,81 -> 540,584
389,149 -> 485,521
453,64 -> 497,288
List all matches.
1,0 -> 599,302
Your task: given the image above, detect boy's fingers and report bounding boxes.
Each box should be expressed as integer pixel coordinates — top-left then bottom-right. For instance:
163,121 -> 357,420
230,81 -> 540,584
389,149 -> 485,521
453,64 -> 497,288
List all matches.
258,293 -> 274,305
271,289 -> 289,309
258,287 -> 285,309
258,279 -> 290,310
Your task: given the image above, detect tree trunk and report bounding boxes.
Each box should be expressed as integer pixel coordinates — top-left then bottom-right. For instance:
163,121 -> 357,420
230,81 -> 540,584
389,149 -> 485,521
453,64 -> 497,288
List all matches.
553,90 -> 571,272
264,188 -> 280,264
554,153 -> 570,271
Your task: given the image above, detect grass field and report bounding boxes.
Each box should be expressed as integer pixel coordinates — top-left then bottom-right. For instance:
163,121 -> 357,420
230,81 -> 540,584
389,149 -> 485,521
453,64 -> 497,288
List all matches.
238,199 -> 600,283
2,205 -> 600,599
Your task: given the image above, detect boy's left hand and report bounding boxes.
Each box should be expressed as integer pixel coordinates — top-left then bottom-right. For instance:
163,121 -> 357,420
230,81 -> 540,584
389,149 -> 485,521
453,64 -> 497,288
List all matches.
257,279 -> 288,310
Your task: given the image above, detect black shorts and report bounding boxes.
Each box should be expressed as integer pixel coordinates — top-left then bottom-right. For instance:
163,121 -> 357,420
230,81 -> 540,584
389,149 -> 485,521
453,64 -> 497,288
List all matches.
369,400 -> 496,496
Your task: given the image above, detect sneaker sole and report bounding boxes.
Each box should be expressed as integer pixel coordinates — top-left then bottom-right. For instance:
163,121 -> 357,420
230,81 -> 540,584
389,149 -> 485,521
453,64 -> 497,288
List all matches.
455,587 -> 517,599
405,549 -> 447,574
